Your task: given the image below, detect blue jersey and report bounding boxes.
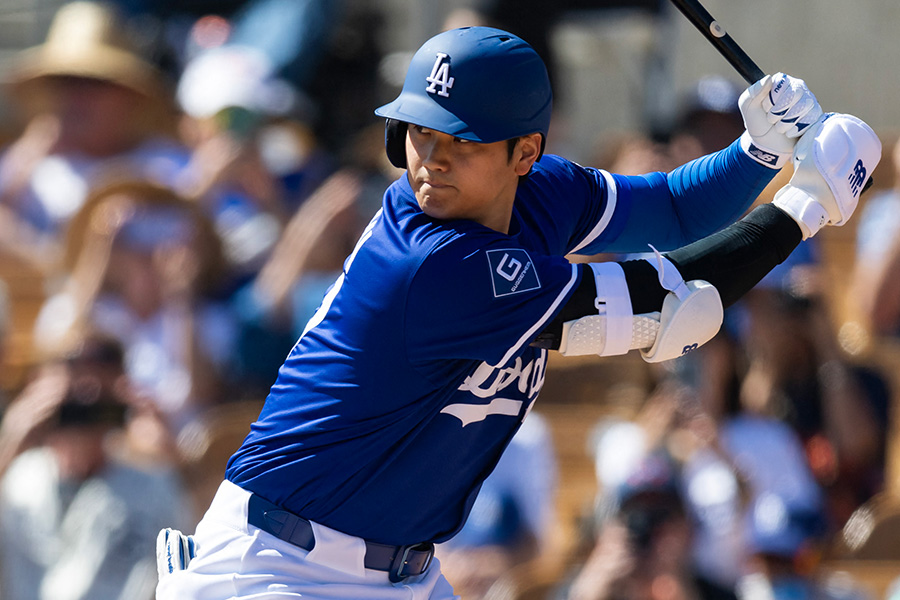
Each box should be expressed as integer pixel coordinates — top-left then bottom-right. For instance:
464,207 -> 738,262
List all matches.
226,139 -> 774,546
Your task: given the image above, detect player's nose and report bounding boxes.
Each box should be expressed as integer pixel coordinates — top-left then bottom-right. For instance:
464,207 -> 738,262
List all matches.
420,133 -> 452,170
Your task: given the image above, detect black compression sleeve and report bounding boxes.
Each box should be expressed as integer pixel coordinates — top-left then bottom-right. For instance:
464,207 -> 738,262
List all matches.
662,203 -> 803,307
619,204 -> 803,312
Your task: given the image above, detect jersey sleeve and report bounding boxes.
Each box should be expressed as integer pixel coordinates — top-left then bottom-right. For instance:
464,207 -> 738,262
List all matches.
405,231 -> 580,369
571,137 -> 780,255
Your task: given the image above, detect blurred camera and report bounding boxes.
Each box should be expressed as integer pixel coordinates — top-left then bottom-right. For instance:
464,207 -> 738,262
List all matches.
622,503 -> 681,552
56,378 -> 128,429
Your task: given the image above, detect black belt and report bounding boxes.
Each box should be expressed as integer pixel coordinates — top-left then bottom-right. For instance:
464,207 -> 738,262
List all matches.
246,493 -> 434,583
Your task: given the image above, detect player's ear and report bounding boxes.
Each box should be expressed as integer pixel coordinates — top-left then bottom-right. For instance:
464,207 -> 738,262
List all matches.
514,133 -> 543,176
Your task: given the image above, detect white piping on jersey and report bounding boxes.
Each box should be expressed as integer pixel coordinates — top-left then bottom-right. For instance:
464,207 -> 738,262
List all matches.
495,262 -> 579,368
440,398 -> 523,427
569,169 -> 617,254
299,208 -> 383,339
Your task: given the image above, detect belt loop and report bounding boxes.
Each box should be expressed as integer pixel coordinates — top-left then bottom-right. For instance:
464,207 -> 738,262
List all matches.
264,509 -> 298,541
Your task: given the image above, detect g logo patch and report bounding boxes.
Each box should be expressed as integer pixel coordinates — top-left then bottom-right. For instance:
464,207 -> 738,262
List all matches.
487,249 -> 541,297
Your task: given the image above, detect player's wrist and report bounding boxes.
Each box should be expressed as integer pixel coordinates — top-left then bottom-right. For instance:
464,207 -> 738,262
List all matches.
772,184 -> 827,239
739,131 -> 791,169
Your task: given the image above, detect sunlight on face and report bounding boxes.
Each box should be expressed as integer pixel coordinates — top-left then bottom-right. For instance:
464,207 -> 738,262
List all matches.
404,125 -> 528,232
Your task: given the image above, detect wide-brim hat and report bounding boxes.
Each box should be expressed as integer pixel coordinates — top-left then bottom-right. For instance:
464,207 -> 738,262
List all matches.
63,178 -> 225,294
7,1 -> 167,99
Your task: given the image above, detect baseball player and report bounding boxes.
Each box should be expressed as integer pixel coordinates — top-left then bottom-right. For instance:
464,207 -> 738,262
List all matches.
156,26 -> 880,600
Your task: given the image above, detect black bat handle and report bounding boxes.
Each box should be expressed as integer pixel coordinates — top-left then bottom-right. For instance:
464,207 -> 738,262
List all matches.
669,0 -> 764,84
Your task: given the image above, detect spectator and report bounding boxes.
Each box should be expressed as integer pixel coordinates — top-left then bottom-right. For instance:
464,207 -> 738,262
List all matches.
735,493 -> 869,600
733,240 -> 889,528
32,179 -> 236,434
109,0 -> 341,93
0,1 -> 185,268
229,122 -> 400,391
584,380 -> 743,598
0,333 -> 193,600
561,448 -> 736,600
851,135 -> 900,338
695,391 -> 827,590
435,411 -> 558,599
586,344 -> 830,594
662,245 -> 889,591
220,0 -> 342,92
114,0 -> 379,156
176,43 -> 332,213
175,42 -> 333,284
667,76 -> 746,164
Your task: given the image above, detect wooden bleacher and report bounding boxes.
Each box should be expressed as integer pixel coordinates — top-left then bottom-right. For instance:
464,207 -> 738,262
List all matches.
0,250 -> 47,393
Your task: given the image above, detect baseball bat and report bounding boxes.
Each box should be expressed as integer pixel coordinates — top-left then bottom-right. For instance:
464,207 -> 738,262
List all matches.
668,0 -> 763,85
669,0 -> 874,193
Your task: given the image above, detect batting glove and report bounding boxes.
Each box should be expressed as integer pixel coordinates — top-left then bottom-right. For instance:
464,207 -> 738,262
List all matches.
156,527 -> 196,579
739,73 -> 823,169
773,113 -> 881,239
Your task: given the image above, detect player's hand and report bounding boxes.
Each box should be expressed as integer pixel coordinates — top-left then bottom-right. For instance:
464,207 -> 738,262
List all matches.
739,73 -> 823,169
773,113 -> 881,239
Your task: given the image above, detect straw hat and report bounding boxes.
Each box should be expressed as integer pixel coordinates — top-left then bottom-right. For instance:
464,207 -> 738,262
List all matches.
8,1 -> 167,99
63,178 -> 225,294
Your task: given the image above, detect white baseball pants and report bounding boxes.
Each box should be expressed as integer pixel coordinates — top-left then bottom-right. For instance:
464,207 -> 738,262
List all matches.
156,480 -> 460,600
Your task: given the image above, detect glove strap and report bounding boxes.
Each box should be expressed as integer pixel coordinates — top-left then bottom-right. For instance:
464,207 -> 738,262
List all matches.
772,185 -> 828,239
740,131 -> 791,169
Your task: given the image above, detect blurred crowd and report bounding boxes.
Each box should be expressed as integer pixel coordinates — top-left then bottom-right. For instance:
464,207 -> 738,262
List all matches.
0,1 -> 898,600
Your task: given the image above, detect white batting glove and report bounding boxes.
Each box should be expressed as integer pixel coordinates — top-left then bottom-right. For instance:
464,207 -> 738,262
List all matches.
739,73 -> 823,169
157,528 -> 196,579
773,113 -> 881,239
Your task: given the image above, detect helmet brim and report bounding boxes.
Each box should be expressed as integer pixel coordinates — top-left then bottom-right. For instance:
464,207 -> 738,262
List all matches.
375,92 -> 491,143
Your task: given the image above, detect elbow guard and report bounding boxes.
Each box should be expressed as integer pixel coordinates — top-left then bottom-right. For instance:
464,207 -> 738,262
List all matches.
639,280 -> 723,362
557,253 -> 724,363
558,262 -> 642,357
639,250 -> 724,363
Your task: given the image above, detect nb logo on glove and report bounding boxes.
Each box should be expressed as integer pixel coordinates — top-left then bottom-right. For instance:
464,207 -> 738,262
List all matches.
849,160 -> 867,197
747,144 -> 779,167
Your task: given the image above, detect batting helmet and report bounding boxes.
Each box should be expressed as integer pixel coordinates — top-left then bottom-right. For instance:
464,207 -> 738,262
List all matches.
375,27 -> 553,168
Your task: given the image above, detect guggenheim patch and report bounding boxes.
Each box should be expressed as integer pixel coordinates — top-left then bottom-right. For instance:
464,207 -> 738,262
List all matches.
487,249 -> 541,297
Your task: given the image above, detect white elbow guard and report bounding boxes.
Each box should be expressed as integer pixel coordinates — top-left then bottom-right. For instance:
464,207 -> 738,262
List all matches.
558,262 -> 635,357
557,255 -> 723,362
639,251 -> 723,363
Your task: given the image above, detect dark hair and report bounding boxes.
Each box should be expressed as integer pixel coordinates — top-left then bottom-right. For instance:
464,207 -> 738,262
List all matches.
56,378 -> 128,428
65,334 -> 125,369
507,137 -> 519,160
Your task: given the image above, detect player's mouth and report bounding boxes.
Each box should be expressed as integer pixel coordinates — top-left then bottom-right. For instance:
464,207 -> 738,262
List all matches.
418,180 -> 456,199
420,179 -> 451,189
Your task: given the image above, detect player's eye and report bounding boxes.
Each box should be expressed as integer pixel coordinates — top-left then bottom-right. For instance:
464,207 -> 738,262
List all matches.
412,125 -> 431,135
453,136 -> 470,144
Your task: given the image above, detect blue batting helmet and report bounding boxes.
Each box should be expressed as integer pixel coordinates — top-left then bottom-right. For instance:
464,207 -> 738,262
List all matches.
375,27 -> 553,168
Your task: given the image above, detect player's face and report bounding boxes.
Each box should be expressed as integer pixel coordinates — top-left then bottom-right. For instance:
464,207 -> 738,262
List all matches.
405,125 -> 540,233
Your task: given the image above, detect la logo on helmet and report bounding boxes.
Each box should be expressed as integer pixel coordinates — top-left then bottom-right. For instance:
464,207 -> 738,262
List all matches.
425,53 -> 454,97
